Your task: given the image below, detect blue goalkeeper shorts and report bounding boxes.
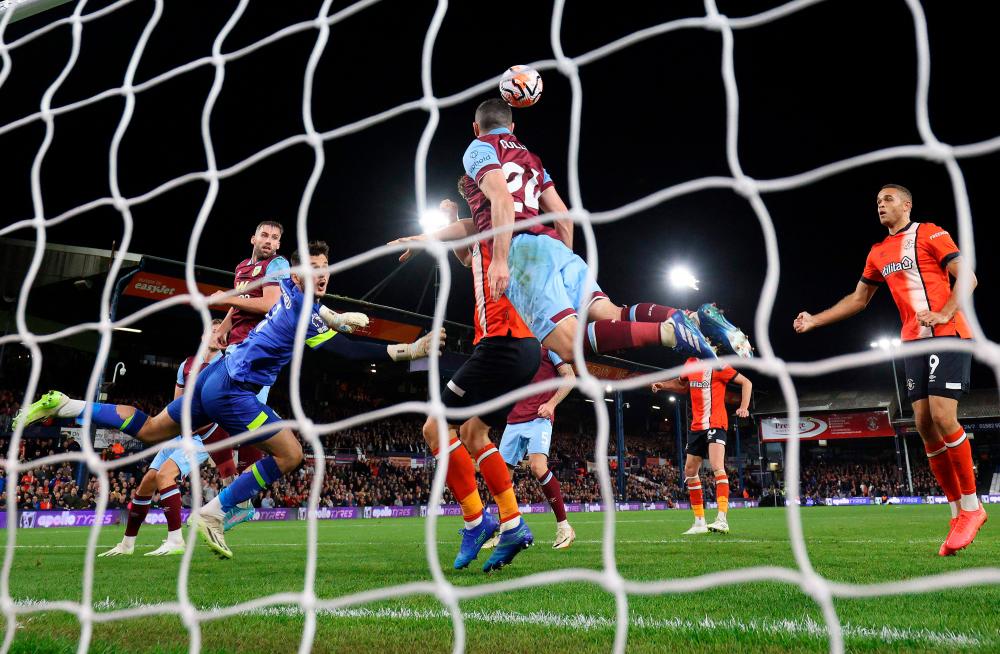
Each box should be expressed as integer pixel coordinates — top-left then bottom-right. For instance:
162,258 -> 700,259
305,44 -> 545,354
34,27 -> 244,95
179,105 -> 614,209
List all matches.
499,417 -> 553,466
505,233 -> 605,342
166,358 -> 282,446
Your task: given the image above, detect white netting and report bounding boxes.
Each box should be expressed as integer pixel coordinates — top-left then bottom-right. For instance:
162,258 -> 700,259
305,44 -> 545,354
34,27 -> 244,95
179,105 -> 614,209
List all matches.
1,1 -> 999,653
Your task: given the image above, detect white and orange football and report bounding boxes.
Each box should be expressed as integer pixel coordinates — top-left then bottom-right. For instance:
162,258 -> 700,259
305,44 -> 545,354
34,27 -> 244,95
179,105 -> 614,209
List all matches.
499,65 -> 543,108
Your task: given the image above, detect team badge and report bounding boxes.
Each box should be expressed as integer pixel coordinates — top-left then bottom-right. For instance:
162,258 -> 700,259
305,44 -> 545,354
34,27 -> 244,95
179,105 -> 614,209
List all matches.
252,265 -> 262,276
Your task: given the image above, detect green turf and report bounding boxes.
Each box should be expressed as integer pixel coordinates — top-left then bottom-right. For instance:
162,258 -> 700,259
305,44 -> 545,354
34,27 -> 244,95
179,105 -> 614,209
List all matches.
1,505 -> 997,653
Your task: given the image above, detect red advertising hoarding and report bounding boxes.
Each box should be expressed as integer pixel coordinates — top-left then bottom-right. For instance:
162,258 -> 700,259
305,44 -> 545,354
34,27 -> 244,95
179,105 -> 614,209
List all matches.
759,410 -> 895,442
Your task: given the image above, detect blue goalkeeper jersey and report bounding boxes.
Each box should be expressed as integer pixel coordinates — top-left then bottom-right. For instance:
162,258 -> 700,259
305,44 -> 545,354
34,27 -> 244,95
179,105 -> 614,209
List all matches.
225,277 -> 337,386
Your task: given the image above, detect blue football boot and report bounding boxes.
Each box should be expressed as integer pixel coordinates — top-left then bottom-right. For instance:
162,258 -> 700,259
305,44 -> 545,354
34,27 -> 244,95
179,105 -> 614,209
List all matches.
665,311 -> 716,360
454,512 -> 499,569
483,518 -> 534,573
223,505 -> 256,532
696,303 -> 753,358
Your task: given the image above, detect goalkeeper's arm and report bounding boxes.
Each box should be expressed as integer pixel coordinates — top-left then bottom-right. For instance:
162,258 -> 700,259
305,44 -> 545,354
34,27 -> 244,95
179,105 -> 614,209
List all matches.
315,320 -> 447,363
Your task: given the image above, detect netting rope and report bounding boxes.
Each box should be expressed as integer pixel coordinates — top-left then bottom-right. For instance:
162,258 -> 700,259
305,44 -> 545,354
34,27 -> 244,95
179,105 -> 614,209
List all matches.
1,1 -> 999,653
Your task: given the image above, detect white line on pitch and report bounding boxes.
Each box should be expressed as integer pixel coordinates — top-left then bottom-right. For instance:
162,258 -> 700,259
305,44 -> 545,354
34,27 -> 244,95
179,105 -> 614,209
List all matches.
11,598 -> 987,648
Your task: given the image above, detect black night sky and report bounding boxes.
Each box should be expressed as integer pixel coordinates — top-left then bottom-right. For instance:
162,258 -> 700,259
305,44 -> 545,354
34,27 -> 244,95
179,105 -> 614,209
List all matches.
2,0 -> 998,394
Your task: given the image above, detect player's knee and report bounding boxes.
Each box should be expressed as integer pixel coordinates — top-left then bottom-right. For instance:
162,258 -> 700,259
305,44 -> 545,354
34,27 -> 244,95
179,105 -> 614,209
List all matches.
529,458 -> 548,478
458,420 -> 488,452
155,467 -> 175,489
421,417 -> 441,448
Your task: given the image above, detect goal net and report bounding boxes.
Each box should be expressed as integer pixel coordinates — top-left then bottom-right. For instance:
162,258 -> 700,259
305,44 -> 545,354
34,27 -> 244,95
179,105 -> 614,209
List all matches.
1,1 -> 998,653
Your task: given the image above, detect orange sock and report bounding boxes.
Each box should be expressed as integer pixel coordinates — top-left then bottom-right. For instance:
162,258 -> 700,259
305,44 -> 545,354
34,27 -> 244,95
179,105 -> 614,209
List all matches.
925,438 -> 961,501
686,476 -> 704,519
943,427 -> 979,511
433,436 -> 482,523
714,470 -> 729,514
476,444 -> 520,525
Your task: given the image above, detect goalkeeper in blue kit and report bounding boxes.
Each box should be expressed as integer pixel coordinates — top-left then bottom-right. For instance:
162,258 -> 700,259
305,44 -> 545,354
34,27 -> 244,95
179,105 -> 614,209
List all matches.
15,241 -> 444,558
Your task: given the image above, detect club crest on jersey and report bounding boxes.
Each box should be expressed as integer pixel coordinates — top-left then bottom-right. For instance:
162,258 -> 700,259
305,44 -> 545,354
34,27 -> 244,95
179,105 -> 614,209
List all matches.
252,265 -> 262,276
311,314 -> 328,332
881,256 -> 914,278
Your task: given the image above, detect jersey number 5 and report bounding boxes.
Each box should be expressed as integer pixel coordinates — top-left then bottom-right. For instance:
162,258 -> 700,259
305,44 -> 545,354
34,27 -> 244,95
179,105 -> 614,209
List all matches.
502,161 -> 541,213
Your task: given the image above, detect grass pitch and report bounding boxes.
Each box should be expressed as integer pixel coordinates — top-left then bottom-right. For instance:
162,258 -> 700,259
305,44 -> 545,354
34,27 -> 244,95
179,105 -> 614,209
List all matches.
3,505 -> 997,653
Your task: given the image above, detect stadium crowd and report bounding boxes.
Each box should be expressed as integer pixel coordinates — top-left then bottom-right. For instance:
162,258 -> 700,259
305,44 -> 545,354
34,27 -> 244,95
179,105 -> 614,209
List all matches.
0,386 -> 974,512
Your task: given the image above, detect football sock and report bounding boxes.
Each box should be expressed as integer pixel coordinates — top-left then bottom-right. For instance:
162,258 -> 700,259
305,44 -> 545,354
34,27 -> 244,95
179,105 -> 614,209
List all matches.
944,427 -> 980,511
238,445 -> 264,474
686,475 -> 705,520
159,484 -> 183,533
714,469 -> 729,515
537,469 -> 567,522
219,456 -> 281,512
619,303 -> 678,323
432,436 -> 483,525
585,320 -> 660,355
82,403 -> 148,437
925,438 -> 962,517
476,444 -> 520,526
125,494 -> 151,537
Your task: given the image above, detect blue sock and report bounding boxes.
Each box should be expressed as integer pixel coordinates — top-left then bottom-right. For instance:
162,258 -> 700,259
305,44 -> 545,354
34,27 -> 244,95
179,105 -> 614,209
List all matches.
218,456 -> 281,512
81,403 -> 149,437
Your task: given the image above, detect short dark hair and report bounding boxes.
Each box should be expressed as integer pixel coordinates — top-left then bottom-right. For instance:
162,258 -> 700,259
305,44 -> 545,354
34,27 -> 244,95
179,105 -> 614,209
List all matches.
211,318 -> 223,327
256,220 -> 284,235
291,240 -> 330,266
456,175 -> 468,200
475,98 -> 512,132
880,184 -> 912,203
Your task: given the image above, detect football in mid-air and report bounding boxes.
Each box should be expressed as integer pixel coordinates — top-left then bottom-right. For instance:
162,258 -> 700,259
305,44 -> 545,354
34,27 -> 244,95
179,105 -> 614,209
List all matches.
499,65 -> 543,108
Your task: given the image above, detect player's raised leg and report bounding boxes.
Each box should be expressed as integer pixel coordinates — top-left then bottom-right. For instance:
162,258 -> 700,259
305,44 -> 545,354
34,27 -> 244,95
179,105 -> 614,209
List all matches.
423,416 -> 497,569
99,468 -> 158,557
15,391 -> 182,445
460,417 -> 534,572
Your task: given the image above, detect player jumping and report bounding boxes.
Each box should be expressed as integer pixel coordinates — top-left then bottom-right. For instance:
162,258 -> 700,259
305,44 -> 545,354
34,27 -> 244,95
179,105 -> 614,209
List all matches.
793,183 -> 984,555
498,346 -> 577,549
460,99 -> 752,367
652,359 -> 752,534
207,220 -> 290,530
16,241 -> 443,559
99,320 -> 227,557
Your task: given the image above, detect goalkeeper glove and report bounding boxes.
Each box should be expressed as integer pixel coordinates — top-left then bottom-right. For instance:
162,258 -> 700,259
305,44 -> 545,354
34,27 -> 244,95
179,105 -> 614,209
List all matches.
387,328 -> 447,361
319,306 -> 369,333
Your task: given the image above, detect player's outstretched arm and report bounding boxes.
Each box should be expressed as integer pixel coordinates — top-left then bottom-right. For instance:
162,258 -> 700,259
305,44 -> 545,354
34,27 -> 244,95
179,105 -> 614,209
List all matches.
916,256 -> 978,327
319,306 -> 369,333
651,379 -> 687,394
388,215 -> 477,263
537,364 -> 576,420
387,328 -> 446,362
793,281 -> 877,333
733,373 -> 752,418
440,199 -> 473,267
211,285 -> 282,316
539,186 -> 573,250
